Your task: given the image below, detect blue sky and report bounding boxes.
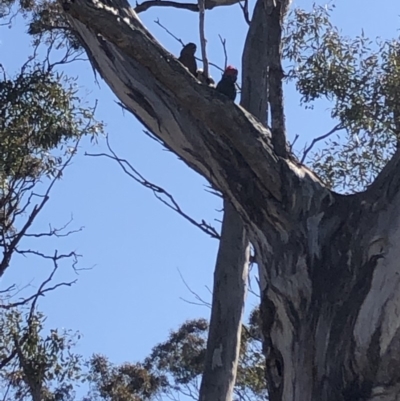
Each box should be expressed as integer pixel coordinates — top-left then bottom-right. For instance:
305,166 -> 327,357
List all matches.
0,0 -> 399,390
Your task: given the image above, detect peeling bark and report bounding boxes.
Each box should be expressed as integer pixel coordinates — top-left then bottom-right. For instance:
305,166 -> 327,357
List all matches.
61,1 -> 400,400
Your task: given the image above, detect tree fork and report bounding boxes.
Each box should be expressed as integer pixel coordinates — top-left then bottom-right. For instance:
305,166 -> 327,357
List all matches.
61,1 -> 400,399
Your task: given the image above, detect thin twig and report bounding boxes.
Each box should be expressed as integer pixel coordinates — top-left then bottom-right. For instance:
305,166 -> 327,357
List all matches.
25,216 -> 84,238
1,253 -> 77,310
154,18 -> 186,46
86,136 -> 220,239
0,141 -> 80,278
0,256 -> 77,375
289,134 -> 299,153
0,284 -> 15,294
218,35 -> 228,70
301,124 -> 344,164
154,19 -> 225,73
177,268 -> 211,308
239,0 -> 250,25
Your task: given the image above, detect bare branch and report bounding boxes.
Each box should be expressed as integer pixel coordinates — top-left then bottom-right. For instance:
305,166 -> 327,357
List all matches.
135,0 -> 242,13
1,281 -> 75,310
135,0 -> 198,13
0,139 -> 80,278
0,8 -> 19,26
85,136 -> 220,239
1,252 -> 77,311
0,252 -> 77,380
289,133 -> 299,153
300,124 -> 344,164
238,0 -> 250,25
198,0 -> 209,78
61,0 -> 327,244
154,18 -> 224,73
16,249 -> 80,261
24,216 -> 84,238
0,284 -> 16,294
177,268 -> 211,308
218,35 -> 228,70
154,18 -> 186,46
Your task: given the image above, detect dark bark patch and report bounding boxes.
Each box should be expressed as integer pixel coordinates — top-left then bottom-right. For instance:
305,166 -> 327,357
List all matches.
342,378 -> 373,401
126,90 -> 159,125
98,35 -> 116,62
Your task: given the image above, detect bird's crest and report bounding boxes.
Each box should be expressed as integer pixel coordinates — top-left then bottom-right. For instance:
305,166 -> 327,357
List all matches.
224,66 -> 238,77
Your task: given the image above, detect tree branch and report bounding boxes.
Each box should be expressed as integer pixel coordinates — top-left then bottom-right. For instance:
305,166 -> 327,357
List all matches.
218,35 -> 228,70
60,0 -> 328,250
239,0 -> 250,25
59,3 -> 400,399
135,0 -> 198,13
134,0 -> 242,13
154,18 -> 186,46
86,136 -> 220,239
265,0 -> 291,158
0,142 -> 80,278
300,124 -> 344,164
154,18 -> 225,74
241,0 -> 269,126
198,0 -> 209,78
177,268 -> 211,308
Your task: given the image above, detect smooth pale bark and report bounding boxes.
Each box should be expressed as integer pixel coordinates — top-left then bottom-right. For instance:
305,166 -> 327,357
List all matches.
199,200 -> 249,401
61,1 -> 400,399
198,1 -> 270,399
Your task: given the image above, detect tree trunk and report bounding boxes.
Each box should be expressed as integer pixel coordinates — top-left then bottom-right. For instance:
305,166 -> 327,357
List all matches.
199,1 -> 269,398
259,172 -> 400,401
199,200 -> 249,401
61,1 -> 400,400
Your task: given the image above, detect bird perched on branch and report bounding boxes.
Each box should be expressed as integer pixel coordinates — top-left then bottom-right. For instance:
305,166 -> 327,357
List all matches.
178,43 -> 197,77
216,66 -> 238,101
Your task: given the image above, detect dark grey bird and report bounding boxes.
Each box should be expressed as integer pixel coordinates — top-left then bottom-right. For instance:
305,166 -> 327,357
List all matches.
178,43 -> 197,77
